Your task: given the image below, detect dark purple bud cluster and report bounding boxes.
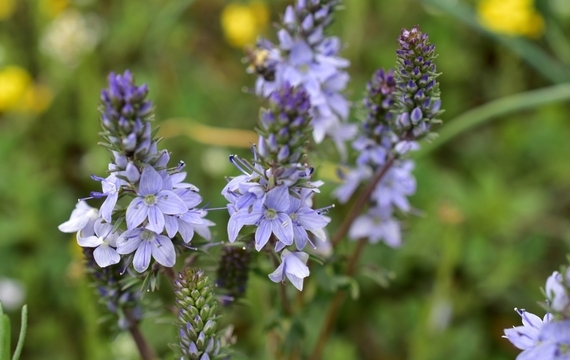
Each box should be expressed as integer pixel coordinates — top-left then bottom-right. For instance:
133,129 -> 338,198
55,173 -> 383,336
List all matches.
393,26 -> 442,139
216,245 -> 252,305
257,85 -> 312,166
99,71 -> 158,163
282,0 -> 340,46
362,69 -> 397,144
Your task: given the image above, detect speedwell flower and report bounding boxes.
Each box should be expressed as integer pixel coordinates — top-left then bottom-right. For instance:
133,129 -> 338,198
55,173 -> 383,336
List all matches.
126,165 -> 187,233
116,227 -> 176,273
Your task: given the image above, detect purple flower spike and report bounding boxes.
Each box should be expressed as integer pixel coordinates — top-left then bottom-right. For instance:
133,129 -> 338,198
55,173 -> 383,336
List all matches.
126,165 -> 187,233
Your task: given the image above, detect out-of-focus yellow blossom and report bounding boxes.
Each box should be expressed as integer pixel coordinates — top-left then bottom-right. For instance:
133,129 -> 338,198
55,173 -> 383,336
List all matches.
478,0 -> 544,38
0,66 -> 31,112
39,0 -> 69,19
19,83 -> 53,114
0,66 -> 53,114
221,1 -> 269,48
0,0 -> 15,21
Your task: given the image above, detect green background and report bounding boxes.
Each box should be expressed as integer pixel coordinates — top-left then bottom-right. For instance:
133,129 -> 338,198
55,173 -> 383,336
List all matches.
1,0 -> 570,359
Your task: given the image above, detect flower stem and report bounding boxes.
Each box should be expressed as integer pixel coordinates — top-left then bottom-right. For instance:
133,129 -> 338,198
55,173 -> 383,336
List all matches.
310,238 -> 367,360
125,309 -> 156,360
331,155 -> 396,247
270,250 -> 293,316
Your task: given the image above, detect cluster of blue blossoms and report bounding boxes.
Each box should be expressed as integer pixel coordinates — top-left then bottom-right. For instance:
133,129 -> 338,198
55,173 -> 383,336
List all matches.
504,268 -> 570,359
333,27 -> 442,247
223,85 -> 330,291
250,0 -> 355,156
59,71 -> 213,273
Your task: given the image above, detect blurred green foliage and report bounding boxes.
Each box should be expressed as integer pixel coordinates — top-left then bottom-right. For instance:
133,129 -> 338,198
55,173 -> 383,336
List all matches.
1,0 -> 570,359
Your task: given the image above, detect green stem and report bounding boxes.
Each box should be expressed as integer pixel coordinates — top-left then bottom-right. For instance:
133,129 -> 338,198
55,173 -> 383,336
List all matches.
11,305 -> 27,360
419,83 -> 570,156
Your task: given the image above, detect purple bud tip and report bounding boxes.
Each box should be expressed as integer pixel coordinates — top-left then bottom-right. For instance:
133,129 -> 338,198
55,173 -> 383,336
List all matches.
411,107 -> 423,123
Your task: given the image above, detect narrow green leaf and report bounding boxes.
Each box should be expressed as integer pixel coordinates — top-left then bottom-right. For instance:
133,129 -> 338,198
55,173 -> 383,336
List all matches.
419,83 -> 570,155
11,305 -> 27,360
0,302 -> 10,360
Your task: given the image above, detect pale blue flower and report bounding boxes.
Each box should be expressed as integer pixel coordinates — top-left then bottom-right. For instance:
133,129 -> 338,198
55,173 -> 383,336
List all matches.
333,166 -> 372,204
116,228 -> 176,272
348,207 -> 401,247
285,190 -> 330,250
268,249 -> 310,291
546,271 -> 569,313
371,160 -> 416,212
58,200 -> 99,235
504,309 -> 552,355
126,165 -> 187,233
228,186 -> 294,251
252,186 -> 294,251
92,173 -> 127,223
77,218 -> 121,267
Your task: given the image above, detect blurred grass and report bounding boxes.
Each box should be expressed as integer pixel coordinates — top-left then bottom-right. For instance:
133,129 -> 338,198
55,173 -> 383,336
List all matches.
1,0 -> 570,359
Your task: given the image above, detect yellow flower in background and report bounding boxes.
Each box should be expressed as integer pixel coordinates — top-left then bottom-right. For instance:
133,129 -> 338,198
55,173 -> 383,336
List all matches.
478,0 -> 544,38
0,66 -> 31,112
0,66 -> 53,114
221,1 -> 269,48
0,0 -> 15,21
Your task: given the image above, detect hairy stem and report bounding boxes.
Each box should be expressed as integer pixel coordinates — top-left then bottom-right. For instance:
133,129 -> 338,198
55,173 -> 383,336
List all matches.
331,155 -> 396,247
125,309 -> 156,360
310,239 -> 367,360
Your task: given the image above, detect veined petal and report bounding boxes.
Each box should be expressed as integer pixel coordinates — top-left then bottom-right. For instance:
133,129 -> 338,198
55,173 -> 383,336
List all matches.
174,189 -> 202,208
151,235 -> 175,267
517,344 -> 558,360
177,218 -> 195,243
146,206 -> 165,233
255,220 -> 272,251
228,210 -> 262,242
293,225 -> 309,250
268,262 -> 286,283
180,211 -> 205,225
99,192 -> 118,223
126,197 -> 148,230
133,240 -> 152,273
164,215 -> 179,238
77,235 -> 101,248
116,229 -> 143,254
139,166 -> 162,196
266,186 -> 291,212
93,245 -> 120,267
272,214 -> 294,246
156,190 -> 187,215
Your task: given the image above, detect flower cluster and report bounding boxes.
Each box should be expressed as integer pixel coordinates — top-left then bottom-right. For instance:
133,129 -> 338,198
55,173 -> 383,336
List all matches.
175,268 -> 227,360
333,26 -> 441,246
393,26 -> 442,141
248,0 -> 355,155
216,245 -> 252,304
504,269 -> 570,359
222,85 -> 330,291
59,71 -> 213,273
